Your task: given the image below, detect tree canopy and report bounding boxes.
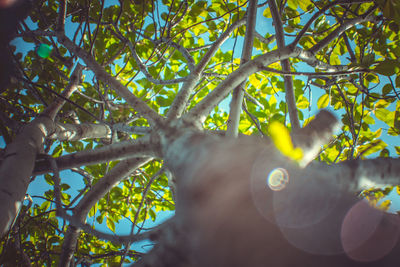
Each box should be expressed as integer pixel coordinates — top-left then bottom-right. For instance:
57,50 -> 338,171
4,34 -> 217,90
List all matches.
1,0 -> 400,266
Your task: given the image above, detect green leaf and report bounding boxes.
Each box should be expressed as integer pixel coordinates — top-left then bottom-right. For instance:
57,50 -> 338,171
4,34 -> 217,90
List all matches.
40,201 -> 50,211
396,75 -> 400,88
155,96 -> 172,107
363,114 -> 375,124
106,218 -> 116,233
296,95 -> 309,109
60,183 -> 71,191
375,108 -> 394,125
317,94 -> 329,109
374,60 -> 400,76
358,139 -> 387,157
379,148 -> 390,157
149,208 -> 156,221
96,214 -> 104,224
394,107 -> 400,130
382,83 -> 393,95
52,145 -> 63,157
89,204 -> 97,217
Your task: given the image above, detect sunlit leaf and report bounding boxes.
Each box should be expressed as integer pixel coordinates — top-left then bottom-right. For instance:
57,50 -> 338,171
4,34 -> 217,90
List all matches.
379,199 -> 391,211
268,121 -> 303,161
317,94 -> 329,109
106,218 -> 116,233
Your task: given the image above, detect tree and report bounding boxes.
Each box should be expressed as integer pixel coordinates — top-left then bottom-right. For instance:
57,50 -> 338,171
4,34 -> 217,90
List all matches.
1,0 -> 400,266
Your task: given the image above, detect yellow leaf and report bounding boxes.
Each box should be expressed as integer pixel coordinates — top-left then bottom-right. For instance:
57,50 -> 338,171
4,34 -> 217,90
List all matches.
263,7 -> 271,18
268,121 -> 303,161
379,199 -> 391,211
317,94 -> 330,109
297,95 -> 309,109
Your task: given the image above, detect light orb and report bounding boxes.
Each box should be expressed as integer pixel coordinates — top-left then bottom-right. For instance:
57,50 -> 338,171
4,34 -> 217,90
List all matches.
36,44 -> 52,58
267,167 -> 289,191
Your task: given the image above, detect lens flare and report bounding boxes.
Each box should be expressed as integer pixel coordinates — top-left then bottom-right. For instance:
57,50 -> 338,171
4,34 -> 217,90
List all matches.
267,167 -> 289,191
36,44 -> 52,58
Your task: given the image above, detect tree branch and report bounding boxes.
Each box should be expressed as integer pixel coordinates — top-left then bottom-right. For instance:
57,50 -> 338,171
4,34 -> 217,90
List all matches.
112,123 -> 151,135
292,110 -> 340,167
59,157 -> 151,266
309,7 -> 378,54
226,0 -> 257,137
56,0 -> 67,33
0,63 -> 85,237
33,136 -> 158,175
185,46 -> 301,123
43,64 -> 84,121
155,37 -> 195,72
56,33 -> 164,127
48,122 -> 112,141
254,31 -> 275,45
262,66 -> 367,76
268,0 -> 300,131
294,49 -> 350,71
318,158 -> 400,193
290,0 -> 373,48
110,27 -> 188,85
167,17 -> 247,120
132,29 -> 196,72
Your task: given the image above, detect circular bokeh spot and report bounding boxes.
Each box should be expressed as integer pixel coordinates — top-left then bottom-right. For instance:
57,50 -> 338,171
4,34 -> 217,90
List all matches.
341,200 -> 400,262
36,44 -> 52,58
267,167 -> 289,191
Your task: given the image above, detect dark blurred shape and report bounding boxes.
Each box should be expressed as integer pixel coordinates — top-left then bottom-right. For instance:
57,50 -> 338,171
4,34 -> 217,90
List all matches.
0,0 -> 17,8
0,0 -> 32,93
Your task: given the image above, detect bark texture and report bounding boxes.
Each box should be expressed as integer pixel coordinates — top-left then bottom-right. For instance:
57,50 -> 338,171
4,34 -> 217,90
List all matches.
0,116 -> 54,236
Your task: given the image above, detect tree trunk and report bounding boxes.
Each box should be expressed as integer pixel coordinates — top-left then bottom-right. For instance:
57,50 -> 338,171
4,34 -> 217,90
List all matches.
0,116 -> 54,236
162,132 -> 400,267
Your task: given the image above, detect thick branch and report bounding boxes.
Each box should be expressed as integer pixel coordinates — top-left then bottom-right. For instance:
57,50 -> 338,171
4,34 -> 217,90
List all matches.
167,17 -> 247,120
33,136 -> 158,175
49,122 -> 112,141
111,27 -> 188,85
268,0 -> 300,130
316,158 -> 400,193
134,30 -> 195,72
185,46 -> 301,122
112,123 -> 151,135
43,64 -> 84,121
59,157 -> 151,266
290,0 -> 373,48
254,31 -> 275,45
226,0 -> 257,137
309,9 -> 378,54
262,67 -> 366,76
292,110 -> 340,167
0,65 -> 84,237
56,33 -> 164,126
56,0 -> 67,33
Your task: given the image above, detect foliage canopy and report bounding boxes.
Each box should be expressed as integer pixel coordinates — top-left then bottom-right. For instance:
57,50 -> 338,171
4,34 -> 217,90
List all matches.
1,0 -> 400,266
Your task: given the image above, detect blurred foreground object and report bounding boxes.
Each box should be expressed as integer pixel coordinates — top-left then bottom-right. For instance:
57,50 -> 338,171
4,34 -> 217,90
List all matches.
0,0 -> 32,92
